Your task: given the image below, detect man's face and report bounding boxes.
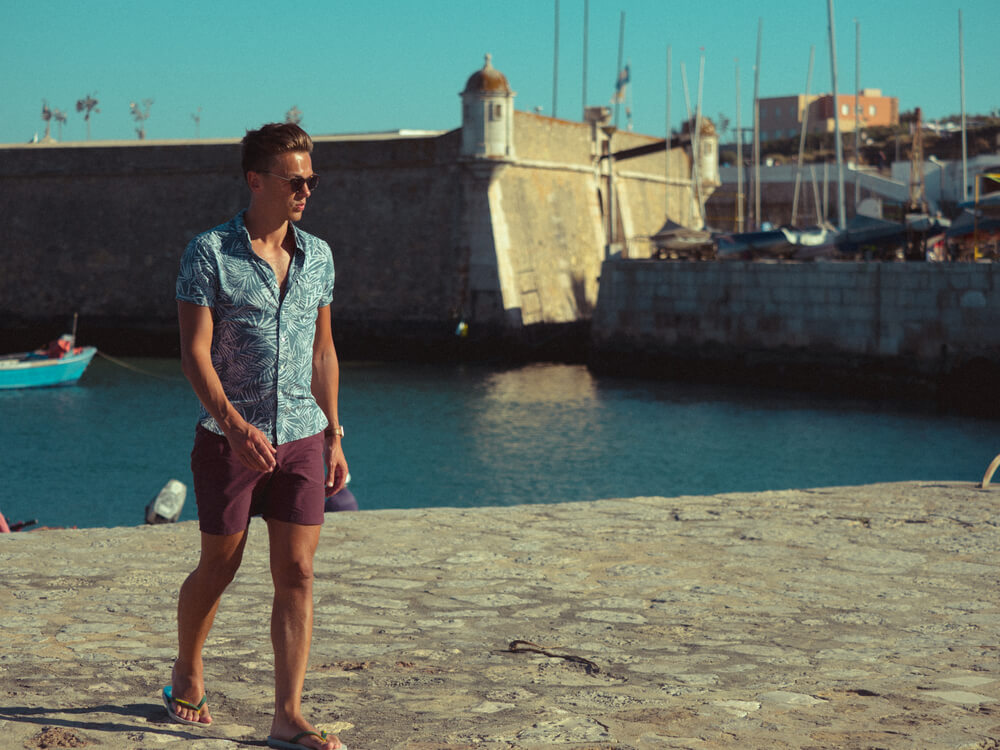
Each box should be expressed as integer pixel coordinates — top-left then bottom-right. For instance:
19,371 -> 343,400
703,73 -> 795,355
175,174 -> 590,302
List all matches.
254,151 -> 315,222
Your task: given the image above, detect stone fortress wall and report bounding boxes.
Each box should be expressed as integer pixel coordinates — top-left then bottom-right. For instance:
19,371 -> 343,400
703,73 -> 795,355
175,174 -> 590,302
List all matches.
0,83 -> 692,356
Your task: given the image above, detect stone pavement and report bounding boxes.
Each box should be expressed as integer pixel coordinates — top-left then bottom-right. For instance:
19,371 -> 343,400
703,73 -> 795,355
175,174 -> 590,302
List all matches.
1,481 -> 998,749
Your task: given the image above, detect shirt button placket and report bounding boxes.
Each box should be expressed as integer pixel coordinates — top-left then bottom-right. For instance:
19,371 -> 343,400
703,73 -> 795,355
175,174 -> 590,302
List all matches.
276,310 -> 286,445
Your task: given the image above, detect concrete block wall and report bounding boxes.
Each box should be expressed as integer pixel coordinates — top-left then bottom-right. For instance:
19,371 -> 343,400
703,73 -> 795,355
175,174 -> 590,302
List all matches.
593,260 -> 1000,374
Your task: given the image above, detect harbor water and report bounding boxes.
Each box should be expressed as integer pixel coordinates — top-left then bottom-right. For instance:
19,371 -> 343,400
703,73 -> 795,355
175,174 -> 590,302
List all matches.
1,356 -> 995,530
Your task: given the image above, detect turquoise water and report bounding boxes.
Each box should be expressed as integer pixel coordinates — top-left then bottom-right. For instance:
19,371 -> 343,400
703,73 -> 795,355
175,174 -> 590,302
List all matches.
1,356 -> 995,529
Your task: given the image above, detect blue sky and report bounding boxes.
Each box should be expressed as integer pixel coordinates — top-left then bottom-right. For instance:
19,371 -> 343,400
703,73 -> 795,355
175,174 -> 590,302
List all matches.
1,0 -> 994,144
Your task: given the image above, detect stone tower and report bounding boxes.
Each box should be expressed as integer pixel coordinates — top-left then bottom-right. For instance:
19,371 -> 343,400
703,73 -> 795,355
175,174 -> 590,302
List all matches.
460,54 -> 515,159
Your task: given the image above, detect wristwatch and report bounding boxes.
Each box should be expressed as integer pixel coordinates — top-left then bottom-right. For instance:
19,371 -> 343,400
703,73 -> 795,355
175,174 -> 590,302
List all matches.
325,424 -> 345,438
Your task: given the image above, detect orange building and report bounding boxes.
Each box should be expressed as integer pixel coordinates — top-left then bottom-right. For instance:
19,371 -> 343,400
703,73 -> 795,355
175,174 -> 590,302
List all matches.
758,89 -> 899,142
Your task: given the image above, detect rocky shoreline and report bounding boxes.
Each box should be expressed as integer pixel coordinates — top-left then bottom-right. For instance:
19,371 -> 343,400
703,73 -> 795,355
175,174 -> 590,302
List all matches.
1,481 -> 997,749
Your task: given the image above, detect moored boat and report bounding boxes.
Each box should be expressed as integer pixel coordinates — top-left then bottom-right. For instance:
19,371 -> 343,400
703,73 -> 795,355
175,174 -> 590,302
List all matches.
0,337 -> 97,390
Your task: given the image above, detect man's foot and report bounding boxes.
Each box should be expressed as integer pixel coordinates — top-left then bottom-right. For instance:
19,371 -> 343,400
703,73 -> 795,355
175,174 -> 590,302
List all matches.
162,686 -> 212,726
267,720 -> 343,750
165,663 -> 212,725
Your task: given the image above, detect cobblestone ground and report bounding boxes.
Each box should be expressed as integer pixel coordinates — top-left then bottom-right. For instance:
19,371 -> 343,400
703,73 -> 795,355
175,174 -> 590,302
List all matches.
0,481 -> 998,749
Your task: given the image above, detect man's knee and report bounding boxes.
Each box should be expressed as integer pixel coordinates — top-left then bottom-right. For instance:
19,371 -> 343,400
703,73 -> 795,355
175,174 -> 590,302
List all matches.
272,556 -> 314,590
196,532 -> 247,585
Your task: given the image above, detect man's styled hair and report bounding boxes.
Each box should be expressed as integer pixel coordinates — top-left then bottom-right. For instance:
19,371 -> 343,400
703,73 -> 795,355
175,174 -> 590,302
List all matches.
241,122 -> 314,178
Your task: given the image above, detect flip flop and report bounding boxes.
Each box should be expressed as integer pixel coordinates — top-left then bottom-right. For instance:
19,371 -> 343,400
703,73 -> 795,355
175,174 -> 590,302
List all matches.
266,730 -> 346,749
162,685 -> 211,726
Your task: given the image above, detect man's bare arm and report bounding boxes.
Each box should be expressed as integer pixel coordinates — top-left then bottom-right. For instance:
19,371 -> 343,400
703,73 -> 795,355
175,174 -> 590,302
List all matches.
178,300 -> 276,472
312,305 -> 348,493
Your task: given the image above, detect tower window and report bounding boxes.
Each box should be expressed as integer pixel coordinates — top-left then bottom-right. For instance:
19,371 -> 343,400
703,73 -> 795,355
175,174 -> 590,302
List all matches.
491,103 -> 503,120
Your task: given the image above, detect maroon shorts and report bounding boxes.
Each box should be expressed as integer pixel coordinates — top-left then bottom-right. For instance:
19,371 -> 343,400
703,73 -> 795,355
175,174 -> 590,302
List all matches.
191,426 -> 326,535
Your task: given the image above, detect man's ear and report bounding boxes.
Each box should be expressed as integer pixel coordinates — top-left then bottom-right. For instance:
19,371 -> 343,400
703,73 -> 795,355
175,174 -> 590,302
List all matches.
247,171 -> 263,193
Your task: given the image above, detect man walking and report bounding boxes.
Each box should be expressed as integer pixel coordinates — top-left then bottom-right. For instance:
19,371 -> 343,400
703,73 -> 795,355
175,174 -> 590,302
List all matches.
167,122 -> 347,750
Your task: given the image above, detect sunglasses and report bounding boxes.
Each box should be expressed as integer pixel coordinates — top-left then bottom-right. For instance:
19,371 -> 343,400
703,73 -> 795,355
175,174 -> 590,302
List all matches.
264,172 -> 320,192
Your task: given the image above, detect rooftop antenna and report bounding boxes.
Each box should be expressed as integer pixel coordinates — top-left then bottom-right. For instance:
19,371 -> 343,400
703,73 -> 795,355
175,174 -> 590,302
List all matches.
129,99 -> 153,140
41,100 -> 53,141
53,108 -> 67,140
75,92 -> 99,140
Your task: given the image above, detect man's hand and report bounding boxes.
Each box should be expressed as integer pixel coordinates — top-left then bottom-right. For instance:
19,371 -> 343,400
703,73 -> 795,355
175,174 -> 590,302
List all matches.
224,421 -> 277,472
325,436 -> 349,495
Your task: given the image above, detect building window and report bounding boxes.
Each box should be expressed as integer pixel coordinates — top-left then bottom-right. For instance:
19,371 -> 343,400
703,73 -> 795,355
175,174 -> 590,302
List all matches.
868,105 -> 876,116
841,104 -> 849,116
490,103 -> 503,121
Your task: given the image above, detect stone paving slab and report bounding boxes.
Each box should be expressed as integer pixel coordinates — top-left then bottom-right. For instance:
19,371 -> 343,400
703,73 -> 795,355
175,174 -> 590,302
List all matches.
1,481 -> 998,749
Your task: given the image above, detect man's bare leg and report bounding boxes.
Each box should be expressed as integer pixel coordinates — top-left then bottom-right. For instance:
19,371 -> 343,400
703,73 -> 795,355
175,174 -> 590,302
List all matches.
266,519 -> 340,750
171,529 -> 249,724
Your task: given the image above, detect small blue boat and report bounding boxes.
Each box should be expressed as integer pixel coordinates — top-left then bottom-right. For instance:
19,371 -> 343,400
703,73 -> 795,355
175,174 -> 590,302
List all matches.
0,343 -> 97,389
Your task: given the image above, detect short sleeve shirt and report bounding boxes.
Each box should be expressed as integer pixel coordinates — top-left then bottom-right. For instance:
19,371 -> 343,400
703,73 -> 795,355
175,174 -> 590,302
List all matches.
176,211 -> 335,445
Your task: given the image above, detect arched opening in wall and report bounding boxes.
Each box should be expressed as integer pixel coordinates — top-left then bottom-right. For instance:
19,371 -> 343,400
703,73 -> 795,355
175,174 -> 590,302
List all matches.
491,103 -> 503,121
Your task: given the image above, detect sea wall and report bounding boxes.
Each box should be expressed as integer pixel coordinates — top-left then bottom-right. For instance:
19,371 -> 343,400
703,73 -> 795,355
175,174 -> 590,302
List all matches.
591,259 -> 1000,408
0,115 -> 694,357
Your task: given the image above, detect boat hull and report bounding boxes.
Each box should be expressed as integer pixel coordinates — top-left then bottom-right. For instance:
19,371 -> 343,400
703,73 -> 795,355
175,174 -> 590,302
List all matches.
0,347 -> 97,389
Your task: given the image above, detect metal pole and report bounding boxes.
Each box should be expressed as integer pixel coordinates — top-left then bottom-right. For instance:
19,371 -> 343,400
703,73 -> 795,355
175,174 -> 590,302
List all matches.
614,11 -> 625,128
582,0 -> 588,119
614,12 -> 625,129
552,0 -> 559,118
736,59 -> 744,233
827,0 -> 847,229
753,18 -> 762,230
792,45 -> 815,227
959,9 -> 968,201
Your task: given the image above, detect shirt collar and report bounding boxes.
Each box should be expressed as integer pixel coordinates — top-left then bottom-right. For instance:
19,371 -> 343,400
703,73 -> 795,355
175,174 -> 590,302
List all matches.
234,209 -> 307,257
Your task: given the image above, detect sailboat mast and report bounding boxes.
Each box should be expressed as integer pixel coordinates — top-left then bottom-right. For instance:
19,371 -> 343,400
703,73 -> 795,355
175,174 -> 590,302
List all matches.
735,58 -> 744,233
959,9 -> 968,201
827,0 -> 847,229
752,18 -> 762,230
695,51 -> 705,225
792,45 -> 815,227
666,45 -> 672,219
854,19 -> 861,208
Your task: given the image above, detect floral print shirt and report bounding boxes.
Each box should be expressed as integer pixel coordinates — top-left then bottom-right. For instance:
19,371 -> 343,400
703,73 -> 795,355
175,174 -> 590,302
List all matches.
176,211 -> 335,445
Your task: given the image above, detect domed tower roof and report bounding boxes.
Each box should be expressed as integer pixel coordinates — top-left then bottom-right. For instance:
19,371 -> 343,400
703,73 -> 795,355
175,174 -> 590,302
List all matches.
463,54 -> 512,95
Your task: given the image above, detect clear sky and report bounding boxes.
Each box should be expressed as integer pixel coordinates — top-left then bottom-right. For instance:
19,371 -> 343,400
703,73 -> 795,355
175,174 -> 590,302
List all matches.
2,0 -> 994,145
